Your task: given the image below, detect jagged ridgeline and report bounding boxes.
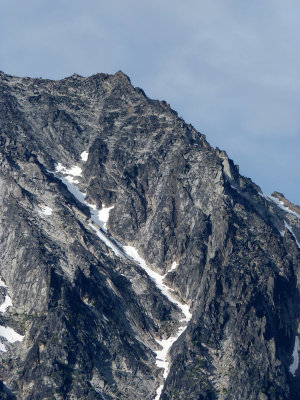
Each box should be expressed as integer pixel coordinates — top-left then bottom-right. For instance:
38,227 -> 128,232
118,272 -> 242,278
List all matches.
0,70 -> 300,400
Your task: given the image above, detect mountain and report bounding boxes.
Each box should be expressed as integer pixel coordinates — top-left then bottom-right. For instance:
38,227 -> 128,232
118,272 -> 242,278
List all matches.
0,70 -> 299,400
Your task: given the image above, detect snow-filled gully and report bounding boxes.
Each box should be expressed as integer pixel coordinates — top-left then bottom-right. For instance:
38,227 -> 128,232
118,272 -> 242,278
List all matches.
52,156 -> 192,399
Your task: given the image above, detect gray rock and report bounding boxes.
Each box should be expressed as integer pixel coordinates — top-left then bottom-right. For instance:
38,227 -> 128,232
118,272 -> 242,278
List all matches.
0,70 -> 299,399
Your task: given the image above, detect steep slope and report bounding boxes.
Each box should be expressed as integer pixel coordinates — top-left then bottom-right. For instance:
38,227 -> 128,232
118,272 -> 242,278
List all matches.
0,70 -> 299,400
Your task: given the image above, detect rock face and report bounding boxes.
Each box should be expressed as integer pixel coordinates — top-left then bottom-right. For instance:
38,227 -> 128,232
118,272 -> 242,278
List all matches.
0,70 -> 300,400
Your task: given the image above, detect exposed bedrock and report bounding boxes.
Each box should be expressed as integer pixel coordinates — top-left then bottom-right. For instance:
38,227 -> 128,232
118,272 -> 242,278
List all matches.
0,70 -> 299,399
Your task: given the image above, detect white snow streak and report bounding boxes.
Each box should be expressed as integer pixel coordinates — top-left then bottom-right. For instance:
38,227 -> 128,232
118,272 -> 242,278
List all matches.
81,151 -> 89,162
0,279 -> 12,314
284,221 -> 300,249
124,247 -> 191,400
259,193 -> 300,240
0,343 -> 6,352
59,174 -> 86,203
0,326 -> 24,343
258,192 -> 271,201
55,163 -> 82,184
267,195 -> 300,219
289,336 -> 299,376
0,296 -> 12,313
53,162 -> 192,399
0,279 -> 7,288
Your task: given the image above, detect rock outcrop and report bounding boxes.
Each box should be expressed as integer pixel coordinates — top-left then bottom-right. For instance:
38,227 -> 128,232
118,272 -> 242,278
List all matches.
0,70 -> 299,399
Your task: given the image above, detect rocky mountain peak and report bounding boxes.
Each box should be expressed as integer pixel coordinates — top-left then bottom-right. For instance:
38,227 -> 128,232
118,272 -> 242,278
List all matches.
0,71 -> 299,399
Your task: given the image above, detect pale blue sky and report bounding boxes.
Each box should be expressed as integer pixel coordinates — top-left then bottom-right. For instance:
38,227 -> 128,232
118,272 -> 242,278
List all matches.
0,0 -> 299,203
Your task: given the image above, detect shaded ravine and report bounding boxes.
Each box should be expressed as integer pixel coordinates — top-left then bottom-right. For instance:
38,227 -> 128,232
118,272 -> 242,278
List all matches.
123,247 -> 192,400
51,154 -> 192,399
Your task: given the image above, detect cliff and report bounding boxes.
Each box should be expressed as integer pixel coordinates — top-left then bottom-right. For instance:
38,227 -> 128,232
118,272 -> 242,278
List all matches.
0,71 -> 299,399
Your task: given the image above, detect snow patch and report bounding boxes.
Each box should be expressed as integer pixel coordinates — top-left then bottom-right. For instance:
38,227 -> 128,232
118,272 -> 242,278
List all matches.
268,195 -> 300,219
97,206 -> 114,231
123,247 -> 191,399
88,205 -> 114,232
52,165 -> 119,254
0,326 -> 24,343
0,286 -> 24,353
284,221 -> 300,249
167,261 -> 178,273
0,343 -> 6,352
40,205 -> 53,216
54,163 -> 115,231
55,163 -> 82,177
3,382 -> 13,394
0,295 -> 12,313
124,248 -> 190,317
81,151 -> 89,162
55,163 -> 82,185
0,278 -> 7,288
58,174 -> 86,204
155,384 -> 164,400
260,192 -> 300,239
259,192 -> 271,201
289,336 -> 299,376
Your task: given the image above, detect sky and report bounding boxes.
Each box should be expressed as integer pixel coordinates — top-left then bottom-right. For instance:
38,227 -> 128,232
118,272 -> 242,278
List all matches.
0,0 -> 299,204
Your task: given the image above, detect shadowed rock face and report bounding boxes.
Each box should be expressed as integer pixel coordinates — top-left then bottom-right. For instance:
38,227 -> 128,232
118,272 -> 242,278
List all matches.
0,70 -> 300,400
